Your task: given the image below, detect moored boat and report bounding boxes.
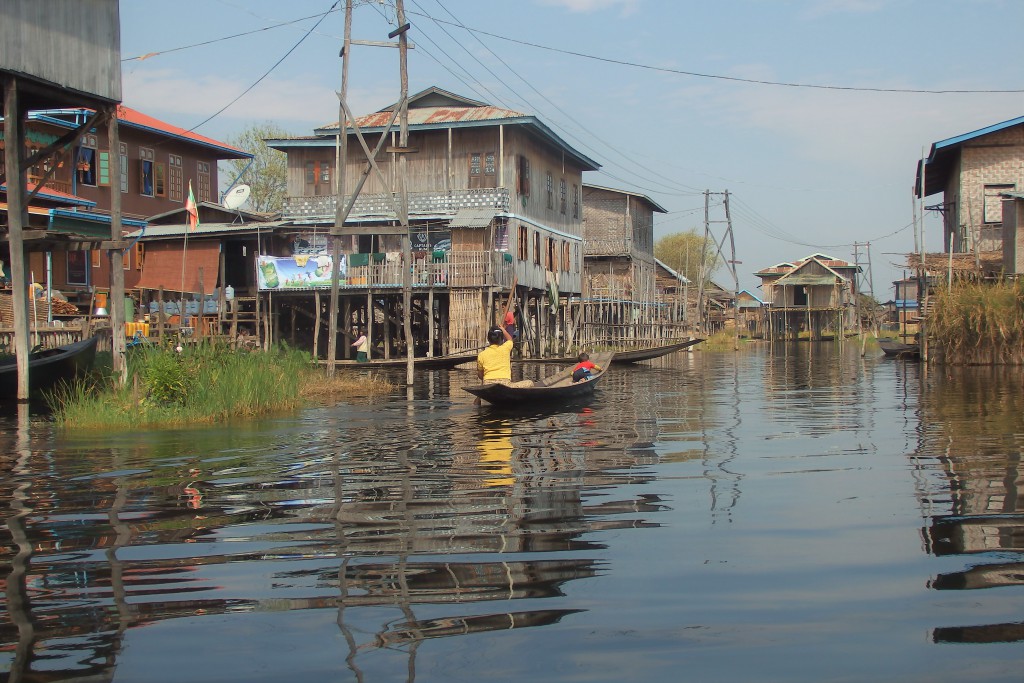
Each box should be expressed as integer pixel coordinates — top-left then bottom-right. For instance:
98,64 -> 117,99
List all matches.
0,335 -> 100,400
878,339 -> 920,359
521,338 -> 703,365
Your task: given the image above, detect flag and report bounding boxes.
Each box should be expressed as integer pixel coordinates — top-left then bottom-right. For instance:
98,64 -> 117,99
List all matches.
185,181 -> 199,231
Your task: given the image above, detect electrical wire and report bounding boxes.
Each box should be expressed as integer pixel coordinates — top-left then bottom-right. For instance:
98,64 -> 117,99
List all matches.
186,1 -> 341,133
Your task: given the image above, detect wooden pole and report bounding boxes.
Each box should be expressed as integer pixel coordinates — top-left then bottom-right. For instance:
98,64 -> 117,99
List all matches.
397,0 -> 414,385
107,110 -> 127,382
328,0 -> 353,375
4,78 -> 31,400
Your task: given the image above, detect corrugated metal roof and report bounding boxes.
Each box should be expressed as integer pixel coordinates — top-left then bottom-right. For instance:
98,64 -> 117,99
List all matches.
775,273 -> 842,286
583,183 -> 668,214
129,221 -> 285,239
920,115 -> 1024,197
27,107 -> 252,159
448,207 -> 495,228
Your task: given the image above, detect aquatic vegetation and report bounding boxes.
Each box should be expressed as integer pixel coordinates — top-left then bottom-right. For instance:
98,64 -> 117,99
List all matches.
50,342 -> 395,429
929,279 -> 1024,364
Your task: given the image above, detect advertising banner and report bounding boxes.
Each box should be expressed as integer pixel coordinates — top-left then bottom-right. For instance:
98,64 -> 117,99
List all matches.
256,254 -> 346,290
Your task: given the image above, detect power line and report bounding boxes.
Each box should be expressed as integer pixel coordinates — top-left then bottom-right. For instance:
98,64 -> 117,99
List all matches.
397,8 -> 1024,95
121,9 -> 342,62
187,1 -> 341,132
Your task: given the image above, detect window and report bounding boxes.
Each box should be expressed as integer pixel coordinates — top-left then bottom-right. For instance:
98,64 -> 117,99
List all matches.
119,143 -> 128,193
469,151 -> 496,188
518,155 -> 530,196
533,231 -> 541,264
572,184 -> 579,219
546,172 -> 553,210
547,237 -> 556,270
494,222 -> 509,251
76,134 -> 98,187
139,147 -> 154,197
169,155 -> 183,201
320,161 -> 331,185
984,184 -> 1014,223
559,179 -> 567,215
562,241 -> 570,271
67,251 -> 88,286
154,162 -> 167,197
97,150 -> 110,186
197,161 -> 211,202
305,161 -> 316,185
518,225 -> 529,260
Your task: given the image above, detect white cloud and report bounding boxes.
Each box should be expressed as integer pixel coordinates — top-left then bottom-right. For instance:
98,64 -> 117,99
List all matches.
535,0 -> 640,14
122,67 -> 395,136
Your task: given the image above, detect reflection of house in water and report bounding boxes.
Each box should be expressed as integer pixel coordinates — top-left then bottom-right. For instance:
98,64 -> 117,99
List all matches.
917,367 -> 1024,644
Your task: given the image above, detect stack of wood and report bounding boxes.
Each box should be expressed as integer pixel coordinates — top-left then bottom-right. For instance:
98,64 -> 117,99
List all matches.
51,298 -> 81,315
0,293 -> 82,325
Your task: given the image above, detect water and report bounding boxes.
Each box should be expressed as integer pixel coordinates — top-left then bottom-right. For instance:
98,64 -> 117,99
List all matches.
1,344 -> 1022,682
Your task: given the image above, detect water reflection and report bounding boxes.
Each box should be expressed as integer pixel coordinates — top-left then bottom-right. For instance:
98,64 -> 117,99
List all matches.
2,346 -> 1024,681
918,365 -> 1024,645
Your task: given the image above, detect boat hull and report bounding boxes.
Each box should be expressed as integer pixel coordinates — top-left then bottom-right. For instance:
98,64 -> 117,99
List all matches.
465,352 -> 613,406
878,340 -> 920,359
0,335 -> 100,399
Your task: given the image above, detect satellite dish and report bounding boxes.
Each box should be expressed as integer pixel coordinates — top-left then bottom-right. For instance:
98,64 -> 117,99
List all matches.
222,184 -> 251,210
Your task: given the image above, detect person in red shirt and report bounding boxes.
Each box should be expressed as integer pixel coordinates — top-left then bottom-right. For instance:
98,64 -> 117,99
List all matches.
572,352 -> 600,382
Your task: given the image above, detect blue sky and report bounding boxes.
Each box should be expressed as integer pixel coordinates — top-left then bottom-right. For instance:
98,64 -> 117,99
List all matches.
119,0 -> 1024,295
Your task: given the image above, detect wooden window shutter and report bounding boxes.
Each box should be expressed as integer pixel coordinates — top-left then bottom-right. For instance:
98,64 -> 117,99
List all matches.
97,151 -> 110,186
518,156 -> 530,196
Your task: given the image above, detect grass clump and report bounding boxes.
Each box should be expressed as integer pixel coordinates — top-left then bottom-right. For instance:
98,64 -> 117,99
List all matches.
929,279 -> 1024,364
50,341 -> 395,429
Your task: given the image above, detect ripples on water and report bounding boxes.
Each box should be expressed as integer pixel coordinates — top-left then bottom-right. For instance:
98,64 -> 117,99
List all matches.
1,344 -> 1022,682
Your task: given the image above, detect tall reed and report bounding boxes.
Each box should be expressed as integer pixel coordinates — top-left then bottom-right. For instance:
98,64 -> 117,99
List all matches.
50,341 -> 393,429
928,279 -> 1024,364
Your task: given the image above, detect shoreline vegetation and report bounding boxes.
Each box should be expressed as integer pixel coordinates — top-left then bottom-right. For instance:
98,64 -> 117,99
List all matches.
929,279 -> 1024,365
50,343 -> 396,430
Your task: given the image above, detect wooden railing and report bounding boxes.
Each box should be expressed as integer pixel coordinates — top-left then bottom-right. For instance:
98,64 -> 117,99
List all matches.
340,251 -> 514,289
284,188 -> 511,220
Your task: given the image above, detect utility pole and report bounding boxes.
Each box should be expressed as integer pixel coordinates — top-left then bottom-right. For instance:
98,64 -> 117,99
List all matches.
698,190 -> 740,346
327,0 -> 353,377
395,0 -> 414,387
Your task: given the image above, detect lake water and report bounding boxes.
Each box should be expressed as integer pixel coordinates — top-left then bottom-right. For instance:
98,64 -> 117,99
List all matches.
1,343 -> 1022,682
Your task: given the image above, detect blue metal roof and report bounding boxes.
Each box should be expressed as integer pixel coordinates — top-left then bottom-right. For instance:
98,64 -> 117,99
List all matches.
919,114 -> 1024,197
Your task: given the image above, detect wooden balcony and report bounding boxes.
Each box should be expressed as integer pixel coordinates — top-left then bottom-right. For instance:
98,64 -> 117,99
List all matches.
283,188 -> 511,221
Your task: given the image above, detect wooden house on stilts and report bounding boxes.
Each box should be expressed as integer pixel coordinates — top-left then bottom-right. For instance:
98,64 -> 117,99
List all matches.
266,87 -> 600,360
755,253 -> 860,340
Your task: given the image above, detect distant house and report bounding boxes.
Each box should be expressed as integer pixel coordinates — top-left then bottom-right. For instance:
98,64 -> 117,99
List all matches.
736,289 -> 765,338
917,115 -> 1024,259
1,106 -> 252,301
267,86 -> 601,357
755,253 -> 860,340
579,184 -> 688,344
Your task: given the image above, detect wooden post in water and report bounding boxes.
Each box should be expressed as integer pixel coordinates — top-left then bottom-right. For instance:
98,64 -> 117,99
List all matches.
3,79 -> 30,400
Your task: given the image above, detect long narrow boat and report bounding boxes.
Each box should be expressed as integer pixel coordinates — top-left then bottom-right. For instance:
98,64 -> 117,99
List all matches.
878,339 -> 920,359
327,352 -> 478,369
521,338 -> 703,365
464,352 -> 613,406
0,335 -> 100,399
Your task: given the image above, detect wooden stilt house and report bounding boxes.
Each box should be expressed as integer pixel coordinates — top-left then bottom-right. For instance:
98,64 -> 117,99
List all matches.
756,253 -> 860,340
266,87 -> 601,360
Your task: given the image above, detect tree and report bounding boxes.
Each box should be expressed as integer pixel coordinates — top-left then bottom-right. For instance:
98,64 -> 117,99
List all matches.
222,122 -> 290,214
654,228 -> 720,284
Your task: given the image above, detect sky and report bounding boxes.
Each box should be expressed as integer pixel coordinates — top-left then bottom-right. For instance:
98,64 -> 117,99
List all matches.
118,0 -> 1024,296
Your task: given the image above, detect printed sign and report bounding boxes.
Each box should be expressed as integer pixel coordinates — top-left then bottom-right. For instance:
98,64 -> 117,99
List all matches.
256,254 -> 346,290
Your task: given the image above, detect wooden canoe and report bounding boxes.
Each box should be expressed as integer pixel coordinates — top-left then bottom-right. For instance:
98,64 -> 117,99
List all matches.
878,339 -> 920,359
464,352 -> 613,406
520,338 -> 704,365
0,335 -> 100,399
326,353 -> 478,369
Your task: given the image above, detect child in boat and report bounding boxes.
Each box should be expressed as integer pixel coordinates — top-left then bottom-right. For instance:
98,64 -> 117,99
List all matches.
572,352 -> 600,383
